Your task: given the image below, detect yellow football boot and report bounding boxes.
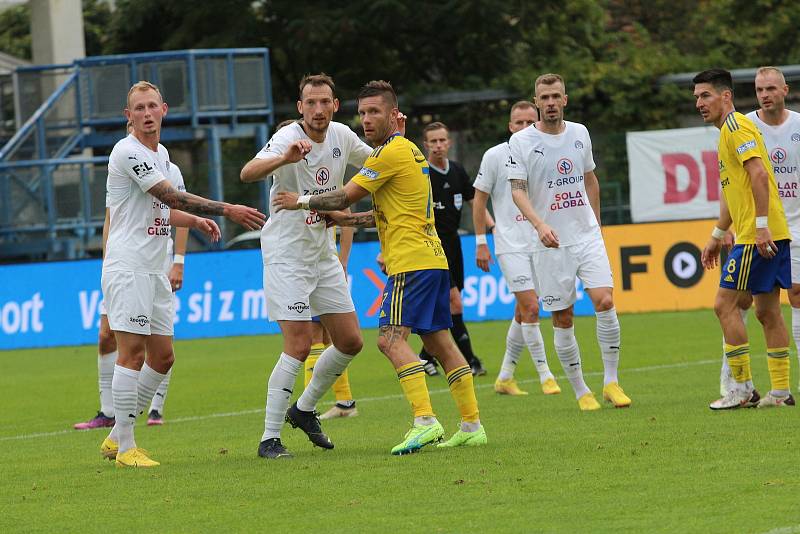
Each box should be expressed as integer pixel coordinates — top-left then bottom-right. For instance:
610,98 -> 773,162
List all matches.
494,378 -> 529,396
115,448 -> 160,468
578,392 -> 601,411
541,377 -> 562,395
100,437 -> 118,460
602,382 -> 632,408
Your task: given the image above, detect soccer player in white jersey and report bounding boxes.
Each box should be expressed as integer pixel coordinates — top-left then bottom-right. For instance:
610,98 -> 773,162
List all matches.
101,81 -> 265,468
507,73 -> 631,411
74,159 -> 189,430
717,66 -> 799,405
240,74 -> 372,459
472,101 -> 560,396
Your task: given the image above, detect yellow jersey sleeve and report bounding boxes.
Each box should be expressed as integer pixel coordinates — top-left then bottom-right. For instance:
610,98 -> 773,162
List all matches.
352,142 -> 400,193
726,116 -> 762,166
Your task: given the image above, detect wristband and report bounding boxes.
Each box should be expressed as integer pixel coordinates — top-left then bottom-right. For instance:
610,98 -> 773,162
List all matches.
475,234 -> 488,246
173,254 -> 185,265
297,195 -> 312,210
755,216 -> 768,229
711,227 -> 726,240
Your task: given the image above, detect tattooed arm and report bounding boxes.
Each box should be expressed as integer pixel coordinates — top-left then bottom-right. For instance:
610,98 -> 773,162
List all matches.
148,180 -> 265,230
273,179 -> 371,212
327,210 -> 376,228
510,178 -> 559,248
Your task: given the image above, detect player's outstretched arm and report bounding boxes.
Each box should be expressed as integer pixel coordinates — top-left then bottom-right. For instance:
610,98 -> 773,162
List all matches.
472,190 -> 493,272
327,210 -> 376,228
240,140 -> 312,183
148,180 -> 265,230
273,180 -> 371,212
170,210 -> 221,242
510,179 -> 559,248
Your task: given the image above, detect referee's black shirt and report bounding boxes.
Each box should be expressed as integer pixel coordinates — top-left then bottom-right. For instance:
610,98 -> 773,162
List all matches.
428,159 -> 474,239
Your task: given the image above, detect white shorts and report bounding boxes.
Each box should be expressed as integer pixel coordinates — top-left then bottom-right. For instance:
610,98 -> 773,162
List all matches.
791,240 -> 800,285
101,270 -> 174,335
99,299 -> 107,316
532,238 -> 614,312
264,254 -> 355,321
497,252 -> 537,293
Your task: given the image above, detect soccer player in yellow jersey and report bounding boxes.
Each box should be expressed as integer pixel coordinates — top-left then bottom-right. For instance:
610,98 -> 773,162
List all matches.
274,80 -> 486,454
694,68 -> 793,409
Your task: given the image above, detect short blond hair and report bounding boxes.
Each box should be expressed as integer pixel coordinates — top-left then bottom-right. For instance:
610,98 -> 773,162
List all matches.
534,73 -> 566,95
756,66 -> 786,85
127,81 -> 163,108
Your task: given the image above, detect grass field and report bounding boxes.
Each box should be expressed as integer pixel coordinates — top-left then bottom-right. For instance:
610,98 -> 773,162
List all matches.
2,309 -> 800,533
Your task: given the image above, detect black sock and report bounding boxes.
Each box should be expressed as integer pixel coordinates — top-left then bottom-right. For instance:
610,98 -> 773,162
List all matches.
450,314 -> 478,362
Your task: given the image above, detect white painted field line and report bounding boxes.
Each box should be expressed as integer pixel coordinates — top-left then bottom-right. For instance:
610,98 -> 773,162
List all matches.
0,358 -> 717,443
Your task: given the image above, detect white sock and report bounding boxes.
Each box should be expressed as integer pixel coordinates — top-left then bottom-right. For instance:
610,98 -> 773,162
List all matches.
149,368 -> 172,413
110,365 -> 139,453
596,308 -> 621,385
261,353 -> 301,442
414,416 -> 438,426
553,326 -> 590,399
137,363 -> 167,416
522,322 -> 554,383
460,420 -> 481,432
296,345 -> 355,412
498,320 -> 524,381
98,350 -> 117,417
792,307 -> 800,374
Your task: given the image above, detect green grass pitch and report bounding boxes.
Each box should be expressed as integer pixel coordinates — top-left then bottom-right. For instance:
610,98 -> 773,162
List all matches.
2,309 -> 799,533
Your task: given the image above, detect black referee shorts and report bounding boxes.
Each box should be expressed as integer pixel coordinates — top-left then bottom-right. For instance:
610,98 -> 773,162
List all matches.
439,233 -> 464,291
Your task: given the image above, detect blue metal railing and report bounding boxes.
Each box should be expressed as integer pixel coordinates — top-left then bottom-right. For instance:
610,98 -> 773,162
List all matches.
0,48 -> 274,260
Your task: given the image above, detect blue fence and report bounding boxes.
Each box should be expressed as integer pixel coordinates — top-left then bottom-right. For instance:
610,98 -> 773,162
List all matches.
0,235 -> 594,350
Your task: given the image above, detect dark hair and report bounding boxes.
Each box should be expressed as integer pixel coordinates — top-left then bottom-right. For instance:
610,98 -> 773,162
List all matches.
423,121 -> 449,139
357,80 -> 398,108
298,73 -> 336,100
692,69 -> 734,94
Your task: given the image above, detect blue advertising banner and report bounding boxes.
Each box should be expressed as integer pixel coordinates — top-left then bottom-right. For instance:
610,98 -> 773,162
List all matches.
1,235 -> 593,350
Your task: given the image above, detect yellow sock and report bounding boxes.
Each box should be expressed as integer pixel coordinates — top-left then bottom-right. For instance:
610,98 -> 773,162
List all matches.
397,362 -> 434,417
767,347 -> 790,391
724,343 -> 752,383
332,369 -> 353,402
446,365 -> 480,423
304,343 -> 325,387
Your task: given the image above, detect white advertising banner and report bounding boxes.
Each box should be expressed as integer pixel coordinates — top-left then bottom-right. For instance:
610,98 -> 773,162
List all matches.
627,126 -> 721,222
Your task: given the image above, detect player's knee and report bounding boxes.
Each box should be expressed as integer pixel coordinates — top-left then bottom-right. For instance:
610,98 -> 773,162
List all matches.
593,293 -> 614,312
518,299 -> 540,322
284,340 -> 311,360
337,332 -> 363,356
754,305 -> 782,327
551,310 -> 573,329
788,285 -> 800,307
98,330 -> 116,354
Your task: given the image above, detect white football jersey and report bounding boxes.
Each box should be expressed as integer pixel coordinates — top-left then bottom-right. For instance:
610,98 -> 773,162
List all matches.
747,109 -> 800,238
507,121 -> 601,249
104,134 -> 173,274
473,142 -> 536,255
256,121 -> 372,264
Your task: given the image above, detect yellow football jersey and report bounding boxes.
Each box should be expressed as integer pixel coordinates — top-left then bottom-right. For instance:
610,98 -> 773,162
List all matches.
351,134 -> 449,275
718,111 -> 790,244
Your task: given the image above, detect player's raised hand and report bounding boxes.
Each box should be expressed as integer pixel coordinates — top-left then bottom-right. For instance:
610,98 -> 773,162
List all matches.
284,140 -> 312,163
194,216 -> 221,242
273,191 -> 300,212
536,223 -> 559,248
476,243 -> 493,272
223,204 -> 266,230
395,111 -> 407,137
701,237 -> 722,270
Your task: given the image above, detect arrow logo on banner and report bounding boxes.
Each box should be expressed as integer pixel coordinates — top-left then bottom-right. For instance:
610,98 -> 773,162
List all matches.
362,268 -> 386,317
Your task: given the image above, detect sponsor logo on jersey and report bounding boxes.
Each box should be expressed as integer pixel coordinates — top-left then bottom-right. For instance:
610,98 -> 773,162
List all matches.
359,167 -> 380,180
332,147 -> 341,158
771,147 -> 787,165
287,302 -> 310,314
132,161 -> 155,177
574,140 -> 584,149
129,315 -> 150,327
736,140 -> 757,154
792,133 -> 800,143
556,158 -> 574,175
315,167 -> 330,186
